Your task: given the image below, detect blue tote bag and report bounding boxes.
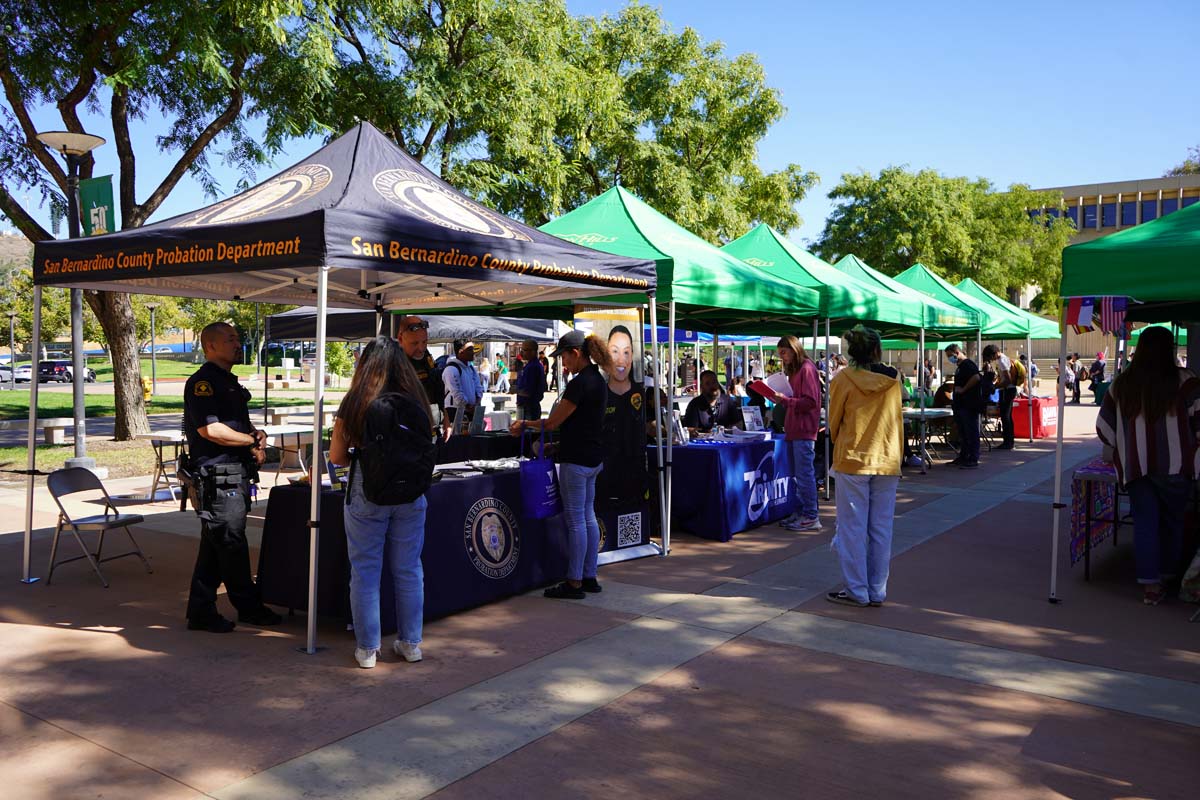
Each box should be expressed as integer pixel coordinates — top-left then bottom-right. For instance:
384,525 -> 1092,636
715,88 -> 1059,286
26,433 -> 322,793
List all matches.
520,425 -> 562,520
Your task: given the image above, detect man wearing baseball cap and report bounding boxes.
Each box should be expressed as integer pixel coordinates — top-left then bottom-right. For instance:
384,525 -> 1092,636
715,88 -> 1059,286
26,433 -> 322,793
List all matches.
443,337 -> 484,435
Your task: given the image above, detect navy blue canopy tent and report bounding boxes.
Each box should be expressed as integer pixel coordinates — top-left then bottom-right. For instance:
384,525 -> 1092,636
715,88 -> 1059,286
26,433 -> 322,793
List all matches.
266,306 -> 566,343
28,122 -> 658,653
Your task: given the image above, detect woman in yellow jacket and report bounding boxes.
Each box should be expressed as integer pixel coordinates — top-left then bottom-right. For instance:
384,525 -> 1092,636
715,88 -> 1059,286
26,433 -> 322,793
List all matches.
826,326 -> 903,607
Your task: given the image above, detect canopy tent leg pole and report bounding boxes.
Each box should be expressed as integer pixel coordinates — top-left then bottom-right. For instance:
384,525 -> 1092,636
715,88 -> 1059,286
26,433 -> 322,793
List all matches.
389,313 -> 396,338
919,326 -> 928,474
375,309 -> 383,338
1048,307 -> 1068,604
742,343 -> 750,390
1026,332 -> 1034,443
823,318 -> 832,501
304,265 -> 329,654
648,293 -> 668,555
21,286 -> 43,584
666,301 -> 676,548
713,332 -> 720,384
695,341 -> 700,393
262,314 -> 269,426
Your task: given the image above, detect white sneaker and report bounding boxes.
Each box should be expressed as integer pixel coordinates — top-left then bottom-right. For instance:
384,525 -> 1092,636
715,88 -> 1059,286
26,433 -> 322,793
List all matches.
393,640 -> 423,662
779,513 -> 800,526
784,517 -> 823,532
354,647 -> 377,669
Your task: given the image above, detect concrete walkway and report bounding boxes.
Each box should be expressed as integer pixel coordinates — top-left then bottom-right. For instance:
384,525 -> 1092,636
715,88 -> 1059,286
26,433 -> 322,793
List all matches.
1,403 -> 1197,800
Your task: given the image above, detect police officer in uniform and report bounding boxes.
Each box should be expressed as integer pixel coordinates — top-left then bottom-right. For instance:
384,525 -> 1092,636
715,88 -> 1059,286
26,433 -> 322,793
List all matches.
183,322 -> 282,632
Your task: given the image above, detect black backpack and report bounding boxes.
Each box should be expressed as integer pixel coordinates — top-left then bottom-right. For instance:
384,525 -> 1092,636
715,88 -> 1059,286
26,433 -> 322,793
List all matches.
351,392 -> 436,505
429,355 -> 462,409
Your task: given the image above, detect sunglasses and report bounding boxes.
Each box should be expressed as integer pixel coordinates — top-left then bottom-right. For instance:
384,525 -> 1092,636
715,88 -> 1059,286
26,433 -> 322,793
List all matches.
404,321 -> 429,332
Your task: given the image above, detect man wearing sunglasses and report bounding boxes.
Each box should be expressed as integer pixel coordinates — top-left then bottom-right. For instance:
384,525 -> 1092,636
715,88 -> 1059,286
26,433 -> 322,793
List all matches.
397,315 -> 444,433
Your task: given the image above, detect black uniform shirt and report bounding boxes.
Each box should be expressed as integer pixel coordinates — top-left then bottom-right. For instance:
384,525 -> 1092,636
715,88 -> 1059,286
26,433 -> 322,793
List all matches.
408,352 -> 440,406
184,361 -> 254,466
604,381 -> 647,460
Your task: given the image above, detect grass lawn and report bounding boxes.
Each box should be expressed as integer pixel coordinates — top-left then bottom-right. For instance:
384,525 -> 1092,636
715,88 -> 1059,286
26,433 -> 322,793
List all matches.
0,440 -> 155,481
0,391 -> 322,420
89,359 -> 265,382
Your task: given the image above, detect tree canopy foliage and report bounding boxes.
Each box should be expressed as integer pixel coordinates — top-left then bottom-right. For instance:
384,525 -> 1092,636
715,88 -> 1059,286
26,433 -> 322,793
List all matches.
0,0 -> 340,437
324,0 -> 815,242
1165,144 -> 1200,176
814,166 -> 1074,309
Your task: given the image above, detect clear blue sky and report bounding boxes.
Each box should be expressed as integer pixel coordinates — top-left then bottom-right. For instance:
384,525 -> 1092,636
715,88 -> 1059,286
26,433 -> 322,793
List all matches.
12,0 -> 1200,248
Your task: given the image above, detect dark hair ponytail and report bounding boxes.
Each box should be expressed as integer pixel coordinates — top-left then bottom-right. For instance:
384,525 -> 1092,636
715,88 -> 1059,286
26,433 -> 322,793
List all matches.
844,325 -> 882,366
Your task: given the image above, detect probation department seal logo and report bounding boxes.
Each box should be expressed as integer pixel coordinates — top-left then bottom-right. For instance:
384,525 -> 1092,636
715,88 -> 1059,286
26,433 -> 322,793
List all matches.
373,168 -> 531,241
464,497 -> 521,579
177,164 -> 333,227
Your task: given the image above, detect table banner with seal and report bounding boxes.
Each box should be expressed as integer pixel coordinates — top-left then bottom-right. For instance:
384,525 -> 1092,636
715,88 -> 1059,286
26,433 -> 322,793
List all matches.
656,434 -> 797,541
256,471 -> 568,631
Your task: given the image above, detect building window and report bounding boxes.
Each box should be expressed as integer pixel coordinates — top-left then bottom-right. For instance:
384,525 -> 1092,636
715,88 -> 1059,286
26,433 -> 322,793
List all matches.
1121,201 -> 1137,225
1101,202 -> 1116,227
1163,198 -> 1179,215
1142,200 -> 1158,222
1046,207 -> 1060,218
1065,206 -> 1079,227
1082,204 -> 1098,228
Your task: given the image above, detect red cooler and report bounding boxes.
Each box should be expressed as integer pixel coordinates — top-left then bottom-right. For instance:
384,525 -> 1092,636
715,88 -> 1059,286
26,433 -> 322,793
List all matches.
1012,396 -> 1057,439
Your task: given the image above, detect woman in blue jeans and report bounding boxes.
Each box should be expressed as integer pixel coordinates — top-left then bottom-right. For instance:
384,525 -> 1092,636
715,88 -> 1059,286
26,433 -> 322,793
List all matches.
764,335 -> 822,531
510,329 -> 611,599
1096,325 -> 1200,605
331,337 -> 434,668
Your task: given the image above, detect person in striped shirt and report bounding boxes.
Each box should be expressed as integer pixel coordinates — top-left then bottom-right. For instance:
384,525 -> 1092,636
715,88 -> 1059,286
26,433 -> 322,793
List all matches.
1096,325 -> 1200,606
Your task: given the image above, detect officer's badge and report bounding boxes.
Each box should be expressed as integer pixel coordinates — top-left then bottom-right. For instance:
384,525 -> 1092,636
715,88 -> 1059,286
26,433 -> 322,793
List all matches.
194,380 -> 214,397
630,392 -> 643,411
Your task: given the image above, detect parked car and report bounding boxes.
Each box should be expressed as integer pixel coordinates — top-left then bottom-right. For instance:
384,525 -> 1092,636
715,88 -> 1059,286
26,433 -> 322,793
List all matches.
0,365 -> 11,384
13,363 -> 32,382
155,346 -> 173,354
37,359 -> 97,383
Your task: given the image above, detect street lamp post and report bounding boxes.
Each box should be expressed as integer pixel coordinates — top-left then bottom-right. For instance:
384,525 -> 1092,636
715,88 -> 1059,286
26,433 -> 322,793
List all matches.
146,302 -> 159,395
7,311 -> 15,391
36,131 -> 105,473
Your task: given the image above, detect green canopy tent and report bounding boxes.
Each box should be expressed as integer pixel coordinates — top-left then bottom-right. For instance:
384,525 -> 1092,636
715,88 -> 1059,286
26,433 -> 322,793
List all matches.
540,186 -> 822,547
896,263 -> 1051,443
1129,323 -> 1187,346
1050,201 -> 1200,605
1061,200 -> 1200,322
954,278 -> 1061,340
833,255 -> 976,333
722,224 -> 928,336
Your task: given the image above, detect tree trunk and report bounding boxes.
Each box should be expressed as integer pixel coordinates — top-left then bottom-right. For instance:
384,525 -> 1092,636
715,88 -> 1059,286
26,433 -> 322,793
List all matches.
85,290 -> 150,439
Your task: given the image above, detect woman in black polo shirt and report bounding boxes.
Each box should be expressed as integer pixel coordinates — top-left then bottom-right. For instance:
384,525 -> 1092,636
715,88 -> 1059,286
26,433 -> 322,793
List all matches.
510,330 -> 611,599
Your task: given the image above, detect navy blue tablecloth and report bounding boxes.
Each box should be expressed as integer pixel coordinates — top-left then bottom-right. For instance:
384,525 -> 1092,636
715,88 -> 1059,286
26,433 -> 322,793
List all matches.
660,435 -> 797,541
257,471 -> 568,632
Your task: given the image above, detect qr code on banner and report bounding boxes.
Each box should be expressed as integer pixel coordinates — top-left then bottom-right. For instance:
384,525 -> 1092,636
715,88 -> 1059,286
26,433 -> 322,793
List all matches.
616,512 -> 642,548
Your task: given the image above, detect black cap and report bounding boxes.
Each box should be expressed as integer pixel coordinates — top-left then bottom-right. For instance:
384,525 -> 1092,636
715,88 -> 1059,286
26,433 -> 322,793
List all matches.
549,329 -> 587,358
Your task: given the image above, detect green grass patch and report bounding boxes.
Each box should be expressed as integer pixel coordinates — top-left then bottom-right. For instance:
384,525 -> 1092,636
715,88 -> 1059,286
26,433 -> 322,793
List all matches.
88,358 -> 264,382
0,391 -> 321,420
0,440 -> 155,481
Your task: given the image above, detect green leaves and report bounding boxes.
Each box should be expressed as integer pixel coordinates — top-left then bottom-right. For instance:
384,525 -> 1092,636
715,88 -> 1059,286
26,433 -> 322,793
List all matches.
816,167 -> 1073,309
316,0 -> 812,240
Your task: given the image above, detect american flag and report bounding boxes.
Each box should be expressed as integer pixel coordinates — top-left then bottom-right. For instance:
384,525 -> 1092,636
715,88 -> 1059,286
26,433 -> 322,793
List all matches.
1099,297 -> 1127,336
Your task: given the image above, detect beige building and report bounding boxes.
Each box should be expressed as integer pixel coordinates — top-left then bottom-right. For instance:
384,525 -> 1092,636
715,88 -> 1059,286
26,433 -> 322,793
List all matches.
1034,174 -> 1200,245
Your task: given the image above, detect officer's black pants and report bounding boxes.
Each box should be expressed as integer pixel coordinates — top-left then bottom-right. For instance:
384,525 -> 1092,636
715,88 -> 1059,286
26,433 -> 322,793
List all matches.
186,480 -> 260,621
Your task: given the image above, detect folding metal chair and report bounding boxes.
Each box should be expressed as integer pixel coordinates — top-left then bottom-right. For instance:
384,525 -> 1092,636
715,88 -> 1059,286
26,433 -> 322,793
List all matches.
46,468 -> 153,588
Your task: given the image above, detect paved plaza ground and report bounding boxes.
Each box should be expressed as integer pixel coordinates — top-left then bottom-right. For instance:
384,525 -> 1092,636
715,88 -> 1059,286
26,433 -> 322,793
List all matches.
0,403 -> 1196,799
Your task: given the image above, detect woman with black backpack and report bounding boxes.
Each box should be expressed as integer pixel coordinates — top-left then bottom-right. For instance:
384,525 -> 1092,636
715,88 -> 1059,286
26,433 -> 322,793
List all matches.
331,336 -> 435,669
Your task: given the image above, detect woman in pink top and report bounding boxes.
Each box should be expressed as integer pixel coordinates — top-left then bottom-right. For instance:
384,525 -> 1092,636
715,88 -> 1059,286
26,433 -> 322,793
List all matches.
765,335 -> 823,531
